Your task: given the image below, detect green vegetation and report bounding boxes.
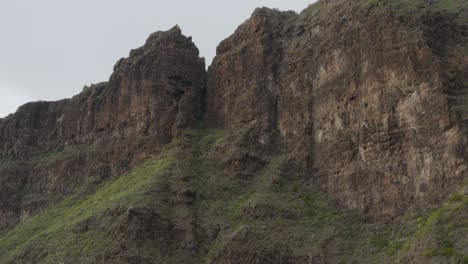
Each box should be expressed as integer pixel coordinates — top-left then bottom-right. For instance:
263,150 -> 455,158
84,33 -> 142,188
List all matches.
391,185 -> 468,262
0,128 -> 466,263
367,0 -> 386,7
429,0 -> 466,12
0,153 -> 175,263
0,145 -> 88,171
184,130 -> 369,262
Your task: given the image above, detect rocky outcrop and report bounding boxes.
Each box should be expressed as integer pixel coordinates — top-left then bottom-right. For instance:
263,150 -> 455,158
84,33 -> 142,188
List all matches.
207,0 -> 467,219
0,26 -> 206,230
0,26 -> 205,161
206,8 -> 298,146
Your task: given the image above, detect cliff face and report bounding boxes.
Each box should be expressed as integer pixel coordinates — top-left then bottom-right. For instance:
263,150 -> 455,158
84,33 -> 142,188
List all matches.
0,26 -> 205,160
0,0 -> 467,263
0,26 -> 206,230
208,0 -> 467,219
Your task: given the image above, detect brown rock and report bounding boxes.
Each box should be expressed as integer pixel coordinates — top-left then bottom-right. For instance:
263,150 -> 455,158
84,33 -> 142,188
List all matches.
0,25 -> 206,230
206,1 -> 467,219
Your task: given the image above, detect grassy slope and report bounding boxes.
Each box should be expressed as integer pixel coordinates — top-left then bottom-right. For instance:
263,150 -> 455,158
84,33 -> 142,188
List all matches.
395,186 -> 468,263
0,151 -> 175,263
0,128 -> 466,263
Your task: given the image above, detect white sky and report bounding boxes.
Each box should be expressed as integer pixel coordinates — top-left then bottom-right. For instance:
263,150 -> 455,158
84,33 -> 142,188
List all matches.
0,0 -> 316,117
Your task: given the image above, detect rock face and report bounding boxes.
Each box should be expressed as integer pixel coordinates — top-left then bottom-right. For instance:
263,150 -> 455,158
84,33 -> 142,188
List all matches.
0,26 -> 206,230
207,1 -> 467,219
0,0 -> 467,263
0,26 -> 205,160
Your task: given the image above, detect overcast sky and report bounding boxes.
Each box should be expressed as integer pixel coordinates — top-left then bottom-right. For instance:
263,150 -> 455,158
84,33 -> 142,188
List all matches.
0,0 -> 316,118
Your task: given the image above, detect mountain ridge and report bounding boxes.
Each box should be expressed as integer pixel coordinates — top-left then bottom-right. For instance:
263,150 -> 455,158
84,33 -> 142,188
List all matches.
0,0 -> 466,263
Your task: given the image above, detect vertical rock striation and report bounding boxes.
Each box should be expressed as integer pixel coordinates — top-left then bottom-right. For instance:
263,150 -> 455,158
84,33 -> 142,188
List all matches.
206,0 -> 467,219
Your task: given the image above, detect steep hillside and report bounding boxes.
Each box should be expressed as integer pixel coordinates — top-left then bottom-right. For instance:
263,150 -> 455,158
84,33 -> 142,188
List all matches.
0,129 -> 466,263
0,0 -> 466,263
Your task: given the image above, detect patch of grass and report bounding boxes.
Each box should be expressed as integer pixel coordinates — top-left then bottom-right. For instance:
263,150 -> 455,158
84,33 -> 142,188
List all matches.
386,237 -> 408,256
200,144 -> 369,262
367,0 -> 386,7
431,0 -> 467,12
0,152 -> 175,263
31,146 -> 87,167
388,184 -> 468,263
371,233 -> 391,248
424,245 -> 460,257
301,191 -> 346,223
0,145 -> 88,171
449,192 -> 464,202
